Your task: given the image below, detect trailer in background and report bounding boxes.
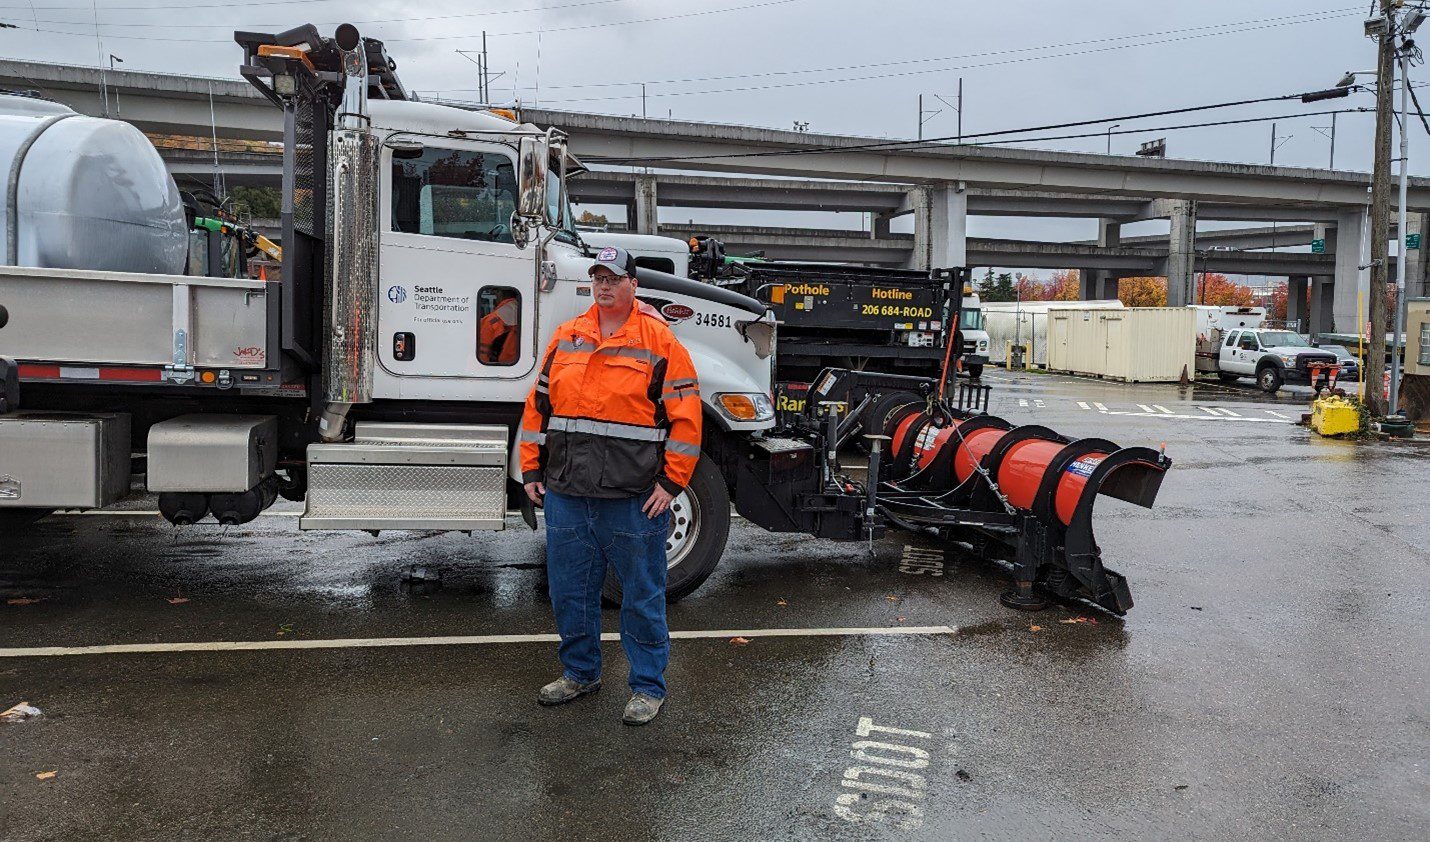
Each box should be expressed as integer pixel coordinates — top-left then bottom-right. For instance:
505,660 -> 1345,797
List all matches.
982,299 -> 1125,368
1047,307 -> 1196,383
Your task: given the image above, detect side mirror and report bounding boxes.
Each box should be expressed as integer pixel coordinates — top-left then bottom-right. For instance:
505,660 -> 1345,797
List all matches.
515,134 -> 549,222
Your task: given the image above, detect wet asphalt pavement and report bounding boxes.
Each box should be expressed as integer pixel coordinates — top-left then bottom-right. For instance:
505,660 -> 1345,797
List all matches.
2,371 -> 1427,841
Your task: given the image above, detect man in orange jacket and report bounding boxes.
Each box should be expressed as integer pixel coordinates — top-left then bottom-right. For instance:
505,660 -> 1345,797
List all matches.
518,245 -> 702,726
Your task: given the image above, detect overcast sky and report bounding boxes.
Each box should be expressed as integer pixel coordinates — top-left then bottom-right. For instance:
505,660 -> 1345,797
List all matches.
6,0 -> 1420,253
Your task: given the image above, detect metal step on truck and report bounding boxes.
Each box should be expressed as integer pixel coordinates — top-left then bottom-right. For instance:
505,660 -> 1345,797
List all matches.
0,23 -> 1172,615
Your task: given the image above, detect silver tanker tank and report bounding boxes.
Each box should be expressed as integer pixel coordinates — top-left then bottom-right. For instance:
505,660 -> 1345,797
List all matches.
0,93 -> 187,274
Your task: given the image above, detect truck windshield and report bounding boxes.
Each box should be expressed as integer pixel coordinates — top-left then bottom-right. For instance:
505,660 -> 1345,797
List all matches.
1256,331 -> 1311,348
959,309 -> 983,331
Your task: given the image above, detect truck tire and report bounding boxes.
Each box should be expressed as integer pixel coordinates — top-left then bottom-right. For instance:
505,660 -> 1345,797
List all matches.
1257,365 -> 1283,393
1256,364 -> 1283,393
602,454 -> 730,605
1217,372 -> 1240,383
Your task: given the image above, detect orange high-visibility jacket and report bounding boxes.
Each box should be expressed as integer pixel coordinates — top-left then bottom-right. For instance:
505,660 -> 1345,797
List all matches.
519,301 -> 702,498
479,296 -> 520,364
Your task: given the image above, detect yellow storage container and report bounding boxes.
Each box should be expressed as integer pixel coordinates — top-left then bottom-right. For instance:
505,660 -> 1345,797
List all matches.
1310,396 -> 1361,437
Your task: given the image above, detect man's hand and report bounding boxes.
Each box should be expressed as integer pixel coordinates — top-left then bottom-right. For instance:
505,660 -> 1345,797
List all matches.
524,480 -> 545,505
643,485 -> 676,518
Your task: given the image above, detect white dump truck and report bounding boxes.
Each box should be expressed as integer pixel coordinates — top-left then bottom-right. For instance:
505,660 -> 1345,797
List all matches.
0,24 -> 797,599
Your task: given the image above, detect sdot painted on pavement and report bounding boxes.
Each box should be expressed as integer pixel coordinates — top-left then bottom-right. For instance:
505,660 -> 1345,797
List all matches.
833,716 -> 938,830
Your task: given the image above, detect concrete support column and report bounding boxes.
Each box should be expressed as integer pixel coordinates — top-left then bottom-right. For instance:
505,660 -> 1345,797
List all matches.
907,183 -> 967,272
1311,276 -> 1336,335
634,174 -> 658,235
1165,200 -> 1197,307
1404,211 -> 1430,299
1285,276 -> 1310,333
871,211 -> 893,240
1081,219 -> 1122,300
1330,211 -> 1367,333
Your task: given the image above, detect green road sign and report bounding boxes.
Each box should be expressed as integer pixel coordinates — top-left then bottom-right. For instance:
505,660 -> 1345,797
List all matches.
1407,233 -> 1421,250
1310,238 -> 1325,254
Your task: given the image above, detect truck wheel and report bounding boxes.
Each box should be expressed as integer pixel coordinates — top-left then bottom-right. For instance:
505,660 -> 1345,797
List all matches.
602,454 -> 730,604
1257,366 -> 1283,393
1217,372 -> 1240,383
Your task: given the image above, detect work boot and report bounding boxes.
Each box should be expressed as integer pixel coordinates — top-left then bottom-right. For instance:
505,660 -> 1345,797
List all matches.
622,693 -> 665,726
537,676 -> 600,706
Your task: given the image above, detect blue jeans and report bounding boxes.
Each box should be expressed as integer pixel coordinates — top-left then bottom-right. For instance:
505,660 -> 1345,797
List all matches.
544,490 -> 671,699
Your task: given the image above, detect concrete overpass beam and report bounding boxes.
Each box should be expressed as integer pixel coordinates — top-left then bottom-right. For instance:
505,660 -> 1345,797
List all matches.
1165,200 -> 1197,307
1330,212 -> 1367,333
634,175 -> 659,235
1285,276 -> 1310,333
871,211 -> 893,240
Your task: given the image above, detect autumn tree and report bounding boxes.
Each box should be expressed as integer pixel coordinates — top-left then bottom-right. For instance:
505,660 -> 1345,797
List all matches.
1267,282 -> 1288,321
576,210 -> 609,226
1118,276 -> 1167,307
1195,273 -> 1256,307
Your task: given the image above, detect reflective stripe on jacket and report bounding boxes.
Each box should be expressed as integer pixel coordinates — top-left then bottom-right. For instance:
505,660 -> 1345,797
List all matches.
519,301 -> 702,498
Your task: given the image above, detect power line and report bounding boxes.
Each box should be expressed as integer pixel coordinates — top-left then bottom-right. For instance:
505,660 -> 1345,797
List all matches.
974,108 -> 1372,148
526,10 -> 1365,105
7,0 -> 804,43
416,6 -> 1366,95
16,0 -> 653,29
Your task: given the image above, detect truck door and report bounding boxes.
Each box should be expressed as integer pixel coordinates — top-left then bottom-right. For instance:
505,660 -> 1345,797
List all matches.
1221,330 -> 1241,372
376,138 -> 536,388
1233,331 -> 1260,373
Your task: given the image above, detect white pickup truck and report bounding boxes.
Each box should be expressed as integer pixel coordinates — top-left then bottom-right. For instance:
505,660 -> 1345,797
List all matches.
1214,328 -> 1340,393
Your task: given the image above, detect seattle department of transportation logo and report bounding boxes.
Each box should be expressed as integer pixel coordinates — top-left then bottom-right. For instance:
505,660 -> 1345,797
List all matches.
387,285 -> 408,303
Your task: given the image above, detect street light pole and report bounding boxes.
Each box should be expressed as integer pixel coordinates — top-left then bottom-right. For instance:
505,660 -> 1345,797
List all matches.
1106,124 -> 1120,155
1390,26 -> 1416,415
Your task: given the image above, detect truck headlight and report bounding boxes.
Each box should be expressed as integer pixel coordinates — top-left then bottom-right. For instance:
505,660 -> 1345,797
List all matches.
715,392 -> 774,422
977,339 -> 989,351
1279,353 -> 1297,365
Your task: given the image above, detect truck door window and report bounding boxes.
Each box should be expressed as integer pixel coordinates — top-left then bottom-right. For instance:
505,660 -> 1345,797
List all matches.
1238,333 -> 1259,351
1225,331 -> 1239,348
391,148 -> 516,243
633,256 -> 676,274
477,286 -> 521,366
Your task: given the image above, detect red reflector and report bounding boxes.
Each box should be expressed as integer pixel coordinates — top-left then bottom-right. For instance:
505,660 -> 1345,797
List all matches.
18,364 -> 164,383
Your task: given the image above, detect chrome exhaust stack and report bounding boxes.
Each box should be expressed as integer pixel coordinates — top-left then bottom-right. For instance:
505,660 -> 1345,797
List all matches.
321,23 -> 380,441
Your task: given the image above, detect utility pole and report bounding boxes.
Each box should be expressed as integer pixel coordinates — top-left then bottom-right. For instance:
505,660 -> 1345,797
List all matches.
1366,0 -> 1396,417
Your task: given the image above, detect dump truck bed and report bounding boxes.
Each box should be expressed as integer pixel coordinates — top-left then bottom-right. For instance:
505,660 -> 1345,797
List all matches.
0,265 -> 272,373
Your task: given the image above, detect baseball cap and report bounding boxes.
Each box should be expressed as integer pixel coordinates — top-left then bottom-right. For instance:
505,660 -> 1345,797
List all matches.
588,245 -> 636,277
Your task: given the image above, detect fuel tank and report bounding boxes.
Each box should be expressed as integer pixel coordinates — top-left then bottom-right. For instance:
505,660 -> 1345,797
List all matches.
0,94 -> 187,274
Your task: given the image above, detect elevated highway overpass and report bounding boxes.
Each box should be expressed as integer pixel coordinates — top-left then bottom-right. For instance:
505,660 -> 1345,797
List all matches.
5,57 -> 1425,334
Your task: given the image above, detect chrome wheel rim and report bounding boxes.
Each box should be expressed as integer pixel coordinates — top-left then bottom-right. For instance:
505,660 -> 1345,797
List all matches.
666,489 -> 698,569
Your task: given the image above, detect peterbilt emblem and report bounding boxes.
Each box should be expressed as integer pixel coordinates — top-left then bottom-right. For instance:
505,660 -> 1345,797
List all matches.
0,475 -> 19,500
661,303 -> 695,322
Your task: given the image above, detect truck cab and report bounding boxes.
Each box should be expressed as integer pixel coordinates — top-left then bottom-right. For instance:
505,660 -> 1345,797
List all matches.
1217,328 -> 1338,393
959,292 -> 989,379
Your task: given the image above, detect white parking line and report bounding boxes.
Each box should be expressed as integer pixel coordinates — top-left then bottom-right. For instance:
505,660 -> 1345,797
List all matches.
1096,407 -> 1292,424
1265,409 -> 1291,419
1033,399 -> 1045,407
1017,399 -> 1029,407
0,625 -> 960,659
1217,407 -> 1241,417
1152,405 -> 1172,414
1093,402 -> 1108,411
1077,401 -> 1091,410
1137,404 -> 1154,413
1198,406 -> 1220,416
